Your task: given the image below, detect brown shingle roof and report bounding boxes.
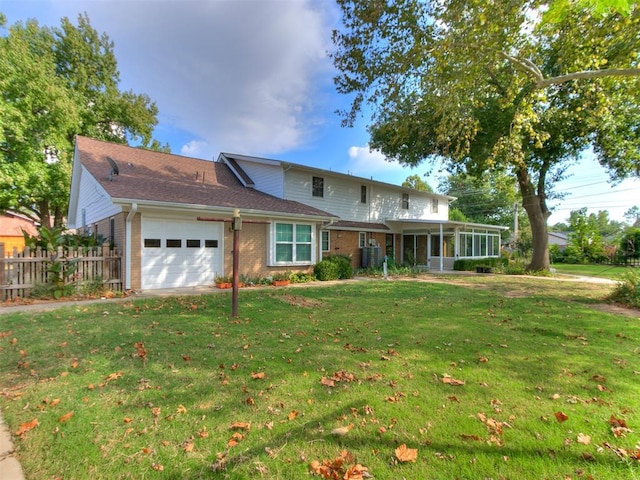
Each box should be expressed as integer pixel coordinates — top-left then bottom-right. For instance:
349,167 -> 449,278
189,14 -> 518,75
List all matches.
75,136 -> 335,219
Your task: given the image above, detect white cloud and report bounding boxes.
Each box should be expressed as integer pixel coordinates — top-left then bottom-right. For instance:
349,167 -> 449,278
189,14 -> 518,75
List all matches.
180,140 -> 209,158
94,0 -> 337,158
346,145 -> 417,184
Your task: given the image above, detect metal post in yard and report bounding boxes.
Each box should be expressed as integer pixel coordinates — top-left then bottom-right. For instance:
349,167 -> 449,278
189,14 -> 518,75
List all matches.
231,209 -> 242,317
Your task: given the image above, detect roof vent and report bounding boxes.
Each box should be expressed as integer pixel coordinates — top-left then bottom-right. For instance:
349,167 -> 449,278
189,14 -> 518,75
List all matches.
107,156 -> 120,181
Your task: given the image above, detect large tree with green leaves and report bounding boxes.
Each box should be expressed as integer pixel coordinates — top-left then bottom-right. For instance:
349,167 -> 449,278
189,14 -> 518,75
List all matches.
0,12 -> 166,228
332,0 -> 640,270
438,171 -> 522,228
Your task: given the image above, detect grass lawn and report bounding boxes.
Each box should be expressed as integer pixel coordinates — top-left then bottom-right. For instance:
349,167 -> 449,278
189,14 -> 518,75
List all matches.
1,276 -> 639,479
551,263 -> 635,281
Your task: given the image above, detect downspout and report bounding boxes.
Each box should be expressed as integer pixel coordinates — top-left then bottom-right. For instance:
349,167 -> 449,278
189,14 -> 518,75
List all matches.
125,202 -> 137,290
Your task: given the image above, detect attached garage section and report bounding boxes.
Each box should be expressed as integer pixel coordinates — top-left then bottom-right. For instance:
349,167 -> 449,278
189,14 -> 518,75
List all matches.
141,217 -> 223,289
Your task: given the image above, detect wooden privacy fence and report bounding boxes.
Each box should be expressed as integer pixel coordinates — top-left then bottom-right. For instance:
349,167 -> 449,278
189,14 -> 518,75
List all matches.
0,243 -> 122,300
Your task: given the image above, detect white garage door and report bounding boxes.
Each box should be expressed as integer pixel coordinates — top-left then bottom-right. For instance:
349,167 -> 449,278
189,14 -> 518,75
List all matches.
141,217 -> 223,289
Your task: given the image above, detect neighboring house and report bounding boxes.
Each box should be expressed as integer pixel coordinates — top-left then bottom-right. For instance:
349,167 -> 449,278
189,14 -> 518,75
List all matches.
548,231 -> 569,251
0,212 -> 38,256
68,136 -> 508,290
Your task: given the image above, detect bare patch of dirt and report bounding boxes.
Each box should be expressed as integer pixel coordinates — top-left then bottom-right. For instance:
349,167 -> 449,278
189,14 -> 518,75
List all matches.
279,294 -> 326,308
588,303 -> 640,318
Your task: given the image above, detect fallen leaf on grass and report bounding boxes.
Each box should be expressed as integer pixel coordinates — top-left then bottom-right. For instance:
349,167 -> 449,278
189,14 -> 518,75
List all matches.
554,411 -> 569,423
609,415 -> 632,437
227,432 -> 244,447
176,405 -> 187,414
321,377 -> 335,388
133,342 -> 147,360
251,372 -> 265,380
104,371 -> 123,384
441,374 -> 465,386
395,444 -> 418,463
288,410 -> 299,421
577,433 -> 591,445
58,411 -> 74,423
15,419 -> 38,436
230,421 -> 251,431
310,450 -> 370,479
331,424 -> 354,436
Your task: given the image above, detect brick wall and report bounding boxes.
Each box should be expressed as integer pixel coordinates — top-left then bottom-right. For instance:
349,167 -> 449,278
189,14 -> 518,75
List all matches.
221,222 -> 312,279
323,230 -> 392,269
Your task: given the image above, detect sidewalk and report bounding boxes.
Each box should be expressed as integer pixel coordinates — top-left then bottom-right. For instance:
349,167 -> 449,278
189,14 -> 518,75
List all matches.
0,412 -> 24,480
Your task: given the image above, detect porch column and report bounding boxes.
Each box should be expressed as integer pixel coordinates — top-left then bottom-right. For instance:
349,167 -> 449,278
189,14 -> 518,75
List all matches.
454,227 -> 460,258
427,234 -> 431,268
439,223 -> 444,271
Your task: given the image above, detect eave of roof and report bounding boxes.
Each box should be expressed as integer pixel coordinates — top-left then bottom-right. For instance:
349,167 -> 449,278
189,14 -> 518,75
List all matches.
385,218 -> 510,231
328,220 -> 390,232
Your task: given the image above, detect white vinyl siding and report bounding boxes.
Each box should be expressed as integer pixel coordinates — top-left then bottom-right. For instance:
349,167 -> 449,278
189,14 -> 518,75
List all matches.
75,166 -> 121,226
233,159 -> 284,197
283,168 -> 449,222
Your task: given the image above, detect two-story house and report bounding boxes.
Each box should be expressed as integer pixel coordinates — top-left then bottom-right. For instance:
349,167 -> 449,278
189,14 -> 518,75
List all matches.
68,136 -> 507,290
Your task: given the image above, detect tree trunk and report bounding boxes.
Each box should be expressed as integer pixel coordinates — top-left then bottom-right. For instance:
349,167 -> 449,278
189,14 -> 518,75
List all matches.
516,167 -> 550,271
526,202 -> 550,271
39,201 -> 53,229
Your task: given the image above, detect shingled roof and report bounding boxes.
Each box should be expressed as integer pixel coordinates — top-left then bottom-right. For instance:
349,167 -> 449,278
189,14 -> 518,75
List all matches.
74,136 -> 335,219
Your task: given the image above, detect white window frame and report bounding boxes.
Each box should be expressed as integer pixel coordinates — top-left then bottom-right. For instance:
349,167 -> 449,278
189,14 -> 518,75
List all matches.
401,193 -> 409,210
321,230 -> 330,252
269,222 -> 316,266
358,232 -> 366,248
431,198 -> 439,213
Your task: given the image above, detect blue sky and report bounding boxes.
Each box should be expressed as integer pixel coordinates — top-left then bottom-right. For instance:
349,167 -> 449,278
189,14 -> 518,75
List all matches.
2,0 -> 638,225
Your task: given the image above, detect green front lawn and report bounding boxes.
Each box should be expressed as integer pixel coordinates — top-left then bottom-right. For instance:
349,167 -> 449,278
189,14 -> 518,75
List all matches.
1,276 -> 638,479
551,263 -> 635,281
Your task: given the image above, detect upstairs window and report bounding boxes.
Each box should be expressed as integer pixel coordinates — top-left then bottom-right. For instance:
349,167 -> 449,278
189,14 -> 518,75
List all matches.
401,193 -> 409,210
360,185 -> 367,204
431,198 -> 439,213
312,176 -> 324,197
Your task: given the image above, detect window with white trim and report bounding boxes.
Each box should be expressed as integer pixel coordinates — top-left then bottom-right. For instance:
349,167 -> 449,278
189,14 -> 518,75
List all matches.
358,232 -> 366,248
321,230 -> 330,252
360,185 -> 367,204
272,223 -> 314,265
431,198 -> 438,213
401,193 -> 409,209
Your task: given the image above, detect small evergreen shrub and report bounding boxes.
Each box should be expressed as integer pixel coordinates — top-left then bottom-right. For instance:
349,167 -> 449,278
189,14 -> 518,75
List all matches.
314,255 -> 353,281
314,260 -> 340,281
453,257 -> 508,271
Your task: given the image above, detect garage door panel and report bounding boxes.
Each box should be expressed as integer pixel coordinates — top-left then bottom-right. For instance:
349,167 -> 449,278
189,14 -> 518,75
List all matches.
141,218 -> 223,289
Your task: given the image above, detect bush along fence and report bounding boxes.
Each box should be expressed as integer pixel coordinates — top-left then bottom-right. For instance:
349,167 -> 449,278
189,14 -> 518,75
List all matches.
0,243 -> 122,301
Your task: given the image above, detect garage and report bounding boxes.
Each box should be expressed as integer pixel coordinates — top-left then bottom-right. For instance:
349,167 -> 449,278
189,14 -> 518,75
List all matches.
141,217 -> 223,289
